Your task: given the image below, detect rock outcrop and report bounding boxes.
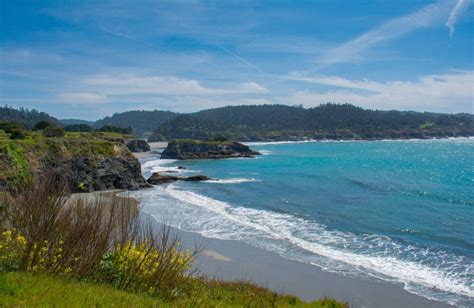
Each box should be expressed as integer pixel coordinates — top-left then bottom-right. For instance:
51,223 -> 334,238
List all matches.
125,139 -> 151,153
0,132 -> 150,193
147,173 -> 180,185
96,133 -> 151,153
146,172 -> 210,185
160,140 -> 260,160
184,175 -> 210,181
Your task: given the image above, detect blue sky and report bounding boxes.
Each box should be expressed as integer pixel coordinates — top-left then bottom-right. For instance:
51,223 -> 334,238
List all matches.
1,0 -> 473,120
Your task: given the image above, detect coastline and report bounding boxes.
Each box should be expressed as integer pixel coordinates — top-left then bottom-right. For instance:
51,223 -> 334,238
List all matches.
134,200 -> 453,308
128,141 -> 469,307
243,136 -> 474,146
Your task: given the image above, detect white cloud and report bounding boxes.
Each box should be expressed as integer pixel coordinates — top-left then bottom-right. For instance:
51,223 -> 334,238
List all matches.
57,92 -> 107,103
52,74 -> 268,108
446,0 -> 472,38
286,70 -> 474,113
82,74 -> 266,96
316,0 -> 460,65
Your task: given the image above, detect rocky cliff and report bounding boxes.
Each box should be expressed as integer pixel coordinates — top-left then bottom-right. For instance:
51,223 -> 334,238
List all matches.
160,139 -> 260,160
94,132 -> 151,153
0,131 -> 149,193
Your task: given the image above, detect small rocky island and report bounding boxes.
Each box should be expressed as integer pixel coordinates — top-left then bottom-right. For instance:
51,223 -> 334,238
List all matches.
160,139 -> 260,160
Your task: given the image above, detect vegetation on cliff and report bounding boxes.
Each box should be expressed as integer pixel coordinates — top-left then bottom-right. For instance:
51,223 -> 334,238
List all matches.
0,130 -> 148,193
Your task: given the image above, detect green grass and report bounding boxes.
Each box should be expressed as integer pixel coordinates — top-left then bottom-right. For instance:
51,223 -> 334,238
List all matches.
0,272 -> 346,307
0,272 -> 161,307
0,131 -> 133,191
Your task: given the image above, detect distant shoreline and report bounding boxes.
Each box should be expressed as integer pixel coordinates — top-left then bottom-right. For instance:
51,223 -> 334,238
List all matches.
243,136 -> 474,146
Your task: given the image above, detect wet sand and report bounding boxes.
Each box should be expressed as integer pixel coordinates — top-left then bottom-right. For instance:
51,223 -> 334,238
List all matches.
136,211 -> 453,308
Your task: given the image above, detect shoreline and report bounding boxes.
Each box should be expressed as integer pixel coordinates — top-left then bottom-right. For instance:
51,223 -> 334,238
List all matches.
68,189 -> 457,307
243,136 -> 473,146
133,201 -> 453,308
127,141 -> 470,307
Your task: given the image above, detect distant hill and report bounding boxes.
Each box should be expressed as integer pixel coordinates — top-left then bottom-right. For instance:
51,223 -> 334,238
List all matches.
95,110 -> 178,136
60,119 -> 96,126
0,106 -> 59,128
149,104 -> 474,142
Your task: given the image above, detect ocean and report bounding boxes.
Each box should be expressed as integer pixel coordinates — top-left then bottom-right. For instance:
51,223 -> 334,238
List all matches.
133,138 -> 474,307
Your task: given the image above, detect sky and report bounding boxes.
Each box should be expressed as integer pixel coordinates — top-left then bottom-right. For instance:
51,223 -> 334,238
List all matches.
0,0 -> 473,120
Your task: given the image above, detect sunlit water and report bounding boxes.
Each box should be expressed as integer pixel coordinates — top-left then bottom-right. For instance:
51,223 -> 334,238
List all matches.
132,138 -> 474,307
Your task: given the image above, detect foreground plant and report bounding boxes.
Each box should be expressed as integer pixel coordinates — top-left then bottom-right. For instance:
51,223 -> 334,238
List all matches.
0,173 -> 196,298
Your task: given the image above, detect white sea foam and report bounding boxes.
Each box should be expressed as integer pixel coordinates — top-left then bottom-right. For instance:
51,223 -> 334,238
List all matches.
206,178 -> 260,184
132,185 -> 474,306
141,158 -> 199,176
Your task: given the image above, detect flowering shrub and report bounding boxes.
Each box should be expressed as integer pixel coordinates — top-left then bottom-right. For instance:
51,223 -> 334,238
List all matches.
0,229 -> 76,275
100,240 -> 193,299
0,229 -> 27,271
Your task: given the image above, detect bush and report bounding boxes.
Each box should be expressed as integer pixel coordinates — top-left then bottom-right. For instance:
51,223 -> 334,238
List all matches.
33,121 -> 56,131
97,125 -> 133,135
0,173 -> 196,298
9,129 -> 27,140
213,135 -> 228,142
0,229 -> 27,272
100,236 -> 192,299
0,122 -> 24,134
0,122 -> 27,139
64,124 -> 93,132
42,127 -> 65,137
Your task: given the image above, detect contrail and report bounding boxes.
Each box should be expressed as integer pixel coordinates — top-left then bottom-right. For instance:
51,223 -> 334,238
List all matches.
216,44 -> 265,74
446,0 -> 471,39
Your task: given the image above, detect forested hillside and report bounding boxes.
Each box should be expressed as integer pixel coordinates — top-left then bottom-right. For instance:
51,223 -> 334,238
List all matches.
0,106 -> 59,128
95,110 -> 178,136
149,104 -> 474,141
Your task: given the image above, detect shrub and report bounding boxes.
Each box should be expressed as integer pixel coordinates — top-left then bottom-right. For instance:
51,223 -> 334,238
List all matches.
0,173 -> 196,297
0,229 -> 27,272
42,127 -> 65,137
64,124 -> 93,132
213,135 -> 228,142
97,125 -> 132,135
100,235 -> 193,299
0,122 -> 24,134
0,122 -> 27,139
33,121 -> 56,131
9,129 -> 27,140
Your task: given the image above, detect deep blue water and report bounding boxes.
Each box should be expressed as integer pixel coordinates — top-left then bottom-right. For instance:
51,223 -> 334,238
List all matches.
135,138 -> 474,306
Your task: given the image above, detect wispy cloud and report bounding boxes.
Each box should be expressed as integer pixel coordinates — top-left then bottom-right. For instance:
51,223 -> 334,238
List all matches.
286,70 -> 474,113
446,0 -> 472,38
57,92 -> 107,103
316,0 -> 460,66
81,74 -> 267,96
49,74 -> 269,109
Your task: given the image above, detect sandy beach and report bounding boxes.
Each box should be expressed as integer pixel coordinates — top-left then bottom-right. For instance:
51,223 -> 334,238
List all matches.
148,218 -> 453,308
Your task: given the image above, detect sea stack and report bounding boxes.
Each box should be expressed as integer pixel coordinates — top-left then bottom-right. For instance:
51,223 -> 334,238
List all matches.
160,139 -> 260,160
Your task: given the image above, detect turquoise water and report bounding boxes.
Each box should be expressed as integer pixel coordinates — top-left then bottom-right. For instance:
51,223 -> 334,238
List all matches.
136,138 -> 474,306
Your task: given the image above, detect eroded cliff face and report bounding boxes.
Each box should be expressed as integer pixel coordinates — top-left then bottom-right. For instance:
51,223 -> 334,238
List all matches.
0,132 -> 149,193
160,140 -> 260,160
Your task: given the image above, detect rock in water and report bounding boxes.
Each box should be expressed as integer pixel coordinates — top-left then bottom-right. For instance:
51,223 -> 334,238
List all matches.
147,172 -> 180,185
160,140 -> 260,160
184,175 -> 210,181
